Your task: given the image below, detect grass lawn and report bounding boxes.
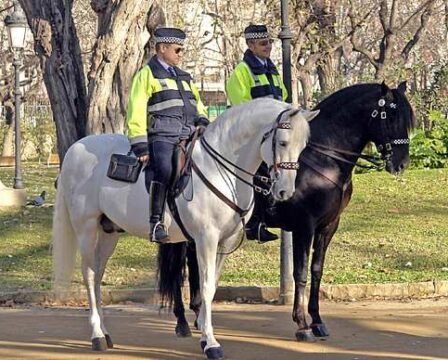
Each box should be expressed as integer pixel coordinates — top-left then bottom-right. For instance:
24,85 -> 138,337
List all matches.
0,164 -> 447,292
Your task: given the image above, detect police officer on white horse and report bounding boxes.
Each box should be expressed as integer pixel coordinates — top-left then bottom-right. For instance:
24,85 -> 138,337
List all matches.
127,27 -> 209,243
226,24 -> 287,243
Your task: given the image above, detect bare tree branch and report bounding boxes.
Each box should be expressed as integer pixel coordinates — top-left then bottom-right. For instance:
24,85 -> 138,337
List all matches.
401,1 -> 436,60
399,0 -> 435,31
348,3 -> 379,69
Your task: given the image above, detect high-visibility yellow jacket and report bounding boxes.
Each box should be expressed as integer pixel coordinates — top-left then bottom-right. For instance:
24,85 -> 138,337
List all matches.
226,50 -> 287,106
127,56 -> 207,146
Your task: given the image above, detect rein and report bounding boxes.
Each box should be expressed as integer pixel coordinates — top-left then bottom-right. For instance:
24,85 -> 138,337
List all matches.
308,142 -> 383,170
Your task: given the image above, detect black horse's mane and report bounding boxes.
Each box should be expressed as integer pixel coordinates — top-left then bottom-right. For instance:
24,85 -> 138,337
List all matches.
313,83 -> 415,133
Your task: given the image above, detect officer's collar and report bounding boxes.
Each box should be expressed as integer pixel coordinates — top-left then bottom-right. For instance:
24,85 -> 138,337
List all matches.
243,49 -> 278,75
148,56 -> 191,80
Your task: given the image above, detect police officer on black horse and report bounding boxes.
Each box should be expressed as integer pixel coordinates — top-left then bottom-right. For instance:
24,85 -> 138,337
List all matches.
127,27 -> 209,243
226,24 -> 287,243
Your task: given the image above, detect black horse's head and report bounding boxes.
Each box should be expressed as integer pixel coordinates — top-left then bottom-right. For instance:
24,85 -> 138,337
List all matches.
368,81 -> 415,174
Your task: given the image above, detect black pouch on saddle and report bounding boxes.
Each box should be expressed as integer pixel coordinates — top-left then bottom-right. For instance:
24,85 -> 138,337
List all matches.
107,152 -> 143,183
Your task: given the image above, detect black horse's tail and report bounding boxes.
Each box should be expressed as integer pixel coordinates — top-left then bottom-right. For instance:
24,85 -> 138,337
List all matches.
157,242 -> 188,307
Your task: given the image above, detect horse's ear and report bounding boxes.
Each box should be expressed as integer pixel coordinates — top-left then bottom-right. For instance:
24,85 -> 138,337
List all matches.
397,81 -> 407,93
288,108 -> 301,117
380,81 -> 390,96
300,109 -> 320,122
380,81 -> 394,100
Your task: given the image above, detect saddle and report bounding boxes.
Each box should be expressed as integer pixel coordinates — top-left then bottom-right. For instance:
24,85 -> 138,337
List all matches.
170,128 -> 201,197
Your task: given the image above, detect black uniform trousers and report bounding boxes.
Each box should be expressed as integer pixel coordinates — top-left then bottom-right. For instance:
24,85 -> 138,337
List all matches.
145,141 -> 176,189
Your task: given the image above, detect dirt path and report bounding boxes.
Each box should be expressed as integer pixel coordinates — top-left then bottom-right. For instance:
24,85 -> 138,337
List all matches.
0,298 -> 447,360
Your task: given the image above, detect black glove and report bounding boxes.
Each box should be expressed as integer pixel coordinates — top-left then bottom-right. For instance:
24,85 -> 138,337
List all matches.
131,142 -> 149,158
194,116 -> 210,127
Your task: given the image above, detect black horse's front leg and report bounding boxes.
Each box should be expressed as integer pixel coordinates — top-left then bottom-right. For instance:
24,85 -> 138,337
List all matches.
292,227 -> 316,342
308,223 -> 338,338
187,241 -> 201,329
308,184 -> 352,338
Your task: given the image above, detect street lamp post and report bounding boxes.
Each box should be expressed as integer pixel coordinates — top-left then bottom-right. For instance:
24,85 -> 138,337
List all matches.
5,0 -> 27,190
278,0 -> 294,305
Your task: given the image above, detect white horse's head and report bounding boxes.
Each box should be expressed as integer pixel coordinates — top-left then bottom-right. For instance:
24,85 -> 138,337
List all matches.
260,108 -> 319,201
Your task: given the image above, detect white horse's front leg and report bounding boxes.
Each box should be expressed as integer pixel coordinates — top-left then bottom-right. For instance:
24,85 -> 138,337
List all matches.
195,236 -> 224,360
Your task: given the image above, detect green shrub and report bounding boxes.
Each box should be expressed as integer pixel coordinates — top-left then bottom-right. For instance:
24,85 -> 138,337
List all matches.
409,110 -> 448,169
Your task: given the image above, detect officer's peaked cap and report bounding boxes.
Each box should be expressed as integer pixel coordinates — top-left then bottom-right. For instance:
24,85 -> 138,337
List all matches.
154,27 -> 186,45
244,24 -> 269,40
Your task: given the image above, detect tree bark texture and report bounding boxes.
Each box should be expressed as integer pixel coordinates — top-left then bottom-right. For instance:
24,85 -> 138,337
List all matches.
317,48 -> 343,97
19,0 -> 88,162
1,124 -> 14,157
87,0 -> 156,135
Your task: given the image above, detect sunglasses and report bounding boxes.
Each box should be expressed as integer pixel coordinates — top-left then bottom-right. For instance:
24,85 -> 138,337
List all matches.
174,47 -> 184,54
257,39 -> 274,46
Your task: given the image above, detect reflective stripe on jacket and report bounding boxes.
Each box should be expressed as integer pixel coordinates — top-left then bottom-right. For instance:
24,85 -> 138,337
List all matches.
225,50 -> 287,106
127,56 -> 207,145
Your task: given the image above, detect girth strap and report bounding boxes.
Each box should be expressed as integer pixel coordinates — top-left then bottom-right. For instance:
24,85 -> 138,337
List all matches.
167,195 -> 195,242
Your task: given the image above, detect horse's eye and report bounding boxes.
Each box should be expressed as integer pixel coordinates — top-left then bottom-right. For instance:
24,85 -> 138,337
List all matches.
279,141 -> 288,147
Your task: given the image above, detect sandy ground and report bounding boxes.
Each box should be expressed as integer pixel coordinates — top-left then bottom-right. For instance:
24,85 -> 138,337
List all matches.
0,298 -> 447,360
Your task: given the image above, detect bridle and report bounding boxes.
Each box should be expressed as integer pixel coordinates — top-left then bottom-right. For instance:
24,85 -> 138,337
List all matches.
197,108 -> 299,198
191,109 -> 299,217
370,97 -> 410,166
261,109 -> 301,176
309,96 -> 410,170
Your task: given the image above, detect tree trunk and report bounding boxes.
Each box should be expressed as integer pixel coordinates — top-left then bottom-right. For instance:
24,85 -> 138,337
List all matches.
87,0 -> 155,134
1,123 -> 14,157
19,0 -> 88,162
291,74 -> 299,107
19,0 -> 163,161
298,74 -> 313,109
317,47 -> 343,97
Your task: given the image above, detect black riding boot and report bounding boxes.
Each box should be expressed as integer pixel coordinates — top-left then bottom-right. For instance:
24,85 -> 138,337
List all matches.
244,163 -> 279,243
149,181 -> 170,243
245,214 -> 278,243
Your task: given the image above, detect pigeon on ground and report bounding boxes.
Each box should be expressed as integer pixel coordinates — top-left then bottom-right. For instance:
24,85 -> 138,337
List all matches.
27,191 -> 46,206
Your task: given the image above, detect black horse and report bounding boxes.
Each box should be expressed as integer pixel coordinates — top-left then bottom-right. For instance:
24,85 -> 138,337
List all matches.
157,82 -> 415,343
265,81 -> 415,341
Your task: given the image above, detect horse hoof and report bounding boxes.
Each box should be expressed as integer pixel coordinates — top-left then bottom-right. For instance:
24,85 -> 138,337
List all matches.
311,323 -> 330,337
205,346 -> 224,359
92,337 -> 108,351
295,328 -> 316,342
176,323 -> 192,337
105,334 -> 114,348
200,340 -> 207,350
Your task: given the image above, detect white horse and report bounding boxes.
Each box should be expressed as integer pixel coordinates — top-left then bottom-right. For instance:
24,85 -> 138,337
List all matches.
52,98 -> 318,359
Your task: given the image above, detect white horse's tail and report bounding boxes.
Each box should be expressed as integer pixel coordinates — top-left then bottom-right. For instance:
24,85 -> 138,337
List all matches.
52,176 -> 77,298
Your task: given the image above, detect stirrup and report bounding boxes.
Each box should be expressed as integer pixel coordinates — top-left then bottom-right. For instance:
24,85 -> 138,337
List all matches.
257,223 -> 278,244
150,221 -> 170,243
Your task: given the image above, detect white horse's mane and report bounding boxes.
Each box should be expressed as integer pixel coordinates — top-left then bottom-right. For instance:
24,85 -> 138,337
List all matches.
205,98 -> 291,145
